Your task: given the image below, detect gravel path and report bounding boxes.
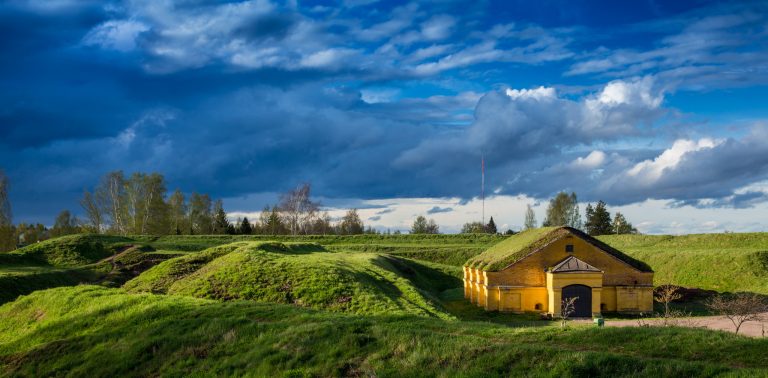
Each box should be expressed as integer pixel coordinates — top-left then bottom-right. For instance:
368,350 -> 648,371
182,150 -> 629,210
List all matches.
600,313 -> 768,337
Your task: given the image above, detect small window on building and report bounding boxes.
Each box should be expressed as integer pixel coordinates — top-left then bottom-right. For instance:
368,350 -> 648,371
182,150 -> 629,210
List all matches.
565,244 -> 574,253
534,303 -> 542,311
600,303 -> 606,311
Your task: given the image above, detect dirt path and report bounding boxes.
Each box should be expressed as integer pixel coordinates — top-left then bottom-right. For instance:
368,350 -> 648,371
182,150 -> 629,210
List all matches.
601,313 -> 768,337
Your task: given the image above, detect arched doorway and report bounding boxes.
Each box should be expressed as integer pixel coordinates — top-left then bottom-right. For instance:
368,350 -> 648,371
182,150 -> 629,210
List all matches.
562,284 -> 592,317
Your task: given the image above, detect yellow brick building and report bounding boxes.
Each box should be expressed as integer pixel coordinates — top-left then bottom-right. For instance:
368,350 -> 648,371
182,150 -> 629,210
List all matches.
464,227 -> 654,317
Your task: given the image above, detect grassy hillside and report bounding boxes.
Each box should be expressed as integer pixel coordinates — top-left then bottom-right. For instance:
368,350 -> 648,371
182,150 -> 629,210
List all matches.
0,237 -> 179,305
133,234 -> 504,266
125,242 -> 453,318
0,234 -> 133,267
1,286 -> 767,377
4,231 -> 768,303
599,233 -> 768,294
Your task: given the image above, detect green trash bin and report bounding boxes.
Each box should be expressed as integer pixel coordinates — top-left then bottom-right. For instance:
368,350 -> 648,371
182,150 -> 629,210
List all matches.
594,317 -> 604,327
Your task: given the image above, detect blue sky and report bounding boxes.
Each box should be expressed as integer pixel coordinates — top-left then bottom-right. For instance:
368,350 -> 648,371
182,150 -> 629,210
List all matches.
2,0 -> 768,233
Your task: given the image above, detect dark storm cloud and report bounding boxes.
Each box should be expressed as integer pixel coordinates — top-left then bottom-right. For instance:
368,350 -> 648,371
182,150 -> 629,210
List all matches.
2,0 -> 768,224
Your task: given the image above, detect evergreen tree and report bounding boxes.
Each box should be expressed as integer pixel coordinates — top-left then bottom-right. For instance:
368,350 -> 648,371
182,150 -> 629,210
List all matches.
584,203 -> 594,233
239,217 -> 252,235
265,206 -> 286,235
212,200 -> 229,235
524,204 -> 537,230
485,216 -> 497,234
585,200 -> 612,235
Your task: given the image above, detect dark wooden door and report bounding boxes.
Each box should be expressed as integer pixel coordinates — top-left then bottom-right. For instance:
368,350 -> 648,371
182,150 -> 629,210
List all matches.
562,284 -> 592,317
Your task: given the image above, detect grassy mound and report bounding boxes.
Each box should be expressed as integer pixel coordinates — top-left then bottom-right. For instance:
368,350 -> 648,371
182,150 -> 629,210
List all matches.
1,234 -> 133,267
599,233 -> 768,294
1,286 -> 767,377
125,242 -> 452,318
133,234 -> 504,266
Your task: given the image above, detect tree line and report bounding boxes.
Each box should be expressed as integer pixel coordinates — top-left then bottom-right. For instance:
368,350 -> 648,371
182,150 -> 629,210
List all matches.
523,191 -> 637,235
0,168 -> 641,252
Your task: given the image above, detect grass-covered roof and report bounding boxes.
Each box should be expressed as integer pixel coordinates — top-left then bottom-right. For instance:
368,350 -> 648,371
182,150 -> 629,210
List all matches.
466,227 -> 653,272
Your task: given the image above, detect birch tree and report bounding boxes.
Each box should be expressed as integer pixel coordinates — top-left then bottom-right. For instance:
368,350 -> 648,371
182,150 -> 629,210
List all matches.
279,183 -> 320,235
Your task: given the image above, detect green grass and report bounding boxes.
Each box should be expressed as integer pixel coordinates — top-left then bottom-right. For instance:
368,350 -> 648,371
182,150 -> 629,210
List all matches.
0,238 -> 179,305
600,233 -> 768,294
1,286 -> 767,377
467,227 -> 558,270
125,242 -> 453,318
2,234 -> 133,267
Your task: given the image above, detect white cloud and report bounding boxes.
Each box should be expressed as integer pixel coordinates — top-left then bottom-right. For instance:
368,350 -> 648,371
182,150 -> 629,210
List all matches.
505,86 -> 556,100
626,138 -> 719,182
420,15 -> 456,40
396,77 -> 664,168
299,48 -> 360,69
225,194 -> 768,235
82,20 -> 150,52
360,88 -> 400,104
593,77 -> 663,108
572,151 -> 606,169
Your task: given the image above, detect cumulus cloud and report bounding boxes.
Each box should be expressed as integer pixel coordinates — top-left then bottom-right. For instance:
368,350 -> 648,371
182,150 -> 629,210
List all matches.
396,77 -> 665,170
602,125 -> 768,204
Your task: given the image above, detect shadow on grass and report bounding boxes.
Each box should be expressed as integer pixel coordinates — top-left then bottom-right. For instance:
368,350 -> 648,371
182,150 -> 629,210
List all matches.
3,287 -> 766,377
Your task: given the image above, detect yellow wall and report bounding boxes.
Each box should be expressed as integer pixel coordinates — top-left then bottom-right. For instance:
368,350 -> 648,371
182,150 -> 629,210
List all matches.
546,271 -> 604,316
463,231 -> 654,315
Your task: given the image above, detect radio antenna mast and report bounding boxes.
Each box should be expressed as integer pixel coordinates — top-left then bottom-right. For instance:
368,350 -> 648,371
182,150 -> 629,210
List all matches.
481,154 -> 485,226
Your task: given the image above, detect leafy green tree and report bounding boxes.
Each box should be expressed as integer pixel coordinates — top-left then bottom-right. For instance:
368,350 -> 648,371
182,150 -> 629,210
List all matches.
524,204 -> 537,230
568,193 -> 582,229
461,222 -> 485,233
339,209 -> 364,235
485,216 -> 497,234
411,215 -> 439,234
612,212 -> 637,234
14,223 -> 48,246
189,193 -> 212,234
51,210 -> 79,237
212,200 -> 230,235
310,212 -> 333,235
168,190 -> 188,235
95,171 -> 129,235
543,192 -> 581,228
80,190 -> 103,233
141,173 -> 170,235
585,201 -> 612,235
239,217 -> 252,235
